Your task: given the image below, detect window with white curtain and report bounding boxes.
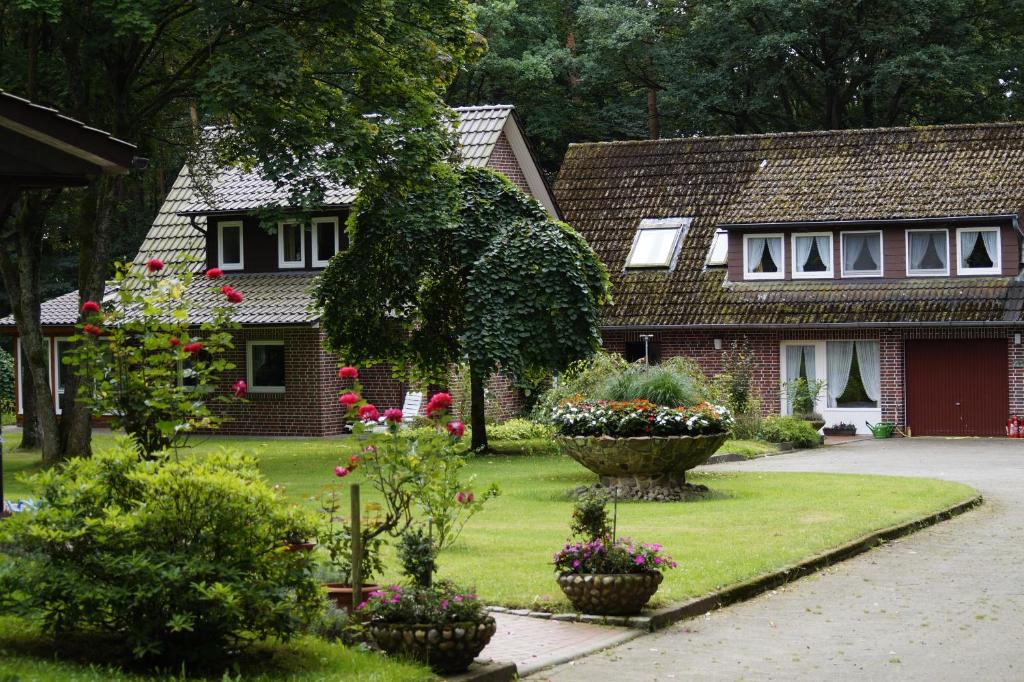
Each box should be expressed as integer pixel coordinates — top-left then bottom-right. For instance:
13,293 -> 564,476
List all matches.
625,218 -> 690,269
841,231 -> 883,277
278,221 -> 305,269
957,227 -> 1001,275
906,229 -> 949,276
826,340 -> 879,408
743,233 -> 784,279
792,233 -> 832,278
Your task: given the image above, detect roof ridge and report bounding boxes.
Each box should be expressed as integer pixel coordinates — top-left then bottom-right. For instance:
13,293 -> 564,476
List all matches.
567,120 -> 1024,150
452,104 -> 514,112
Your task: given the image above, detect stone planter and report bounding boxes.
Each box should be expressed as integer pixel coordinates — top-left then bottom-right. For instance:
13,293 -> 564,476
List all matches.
556,572 -> 663,615
364,616 -> 497,674
556,433 -> 729,488
823,426 -> 856,437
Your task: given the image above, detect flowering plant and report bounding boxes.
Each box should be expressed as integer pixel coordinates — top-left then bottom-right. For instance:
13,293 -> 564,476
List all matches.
550,398 -> 732,438
553,537 -> 678,575
357,581 -> 486,625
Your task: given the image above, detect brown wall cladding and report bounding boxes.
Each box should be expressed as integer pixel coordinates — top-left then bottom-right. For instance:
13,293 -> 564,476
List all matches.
206,211 -> 348,273
602,325 -> 1024,428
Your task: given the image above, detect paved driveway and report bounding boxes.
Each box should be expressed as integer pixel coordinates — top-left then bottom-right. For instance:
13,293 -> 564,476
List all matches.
541,439 -> 1024,681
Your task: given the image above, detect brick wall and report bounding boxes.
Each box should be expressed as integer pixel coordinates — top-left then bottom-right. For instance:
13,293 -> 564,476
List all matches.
446,367 -> 526,423
485,133 -> 530,194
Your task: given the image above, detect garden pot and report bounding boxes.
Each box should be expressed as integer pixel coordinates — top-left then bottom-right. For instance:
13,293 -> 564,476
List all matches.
555,433 -> 729,488
823,426 -> 857,437
283,541 -> 317,552
324,583 -> 381,613
364,616 -> 497,674
555,572 -> 663,616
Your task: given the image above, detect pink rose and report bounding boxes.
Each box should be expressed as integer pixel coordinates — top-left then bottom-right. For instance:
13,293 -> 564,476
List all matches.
334,466 -> 350,478
183,342 -> 203,356
232,380 -> 247,398
205,268 -> 224,279
455,492 -> 466,503
225,289 -> 244,304
146,258 -> 165,273
426,391 -> 453,417
339,393 -> 360,408
169,337 -> 181,347
358,404 -> 379,422
82,323 -> 103,337
634,555 -> 646,566
339,366 -> 359,379
447,420 -> 465,438
384,408 -> 403,424
80,300 -> 100,315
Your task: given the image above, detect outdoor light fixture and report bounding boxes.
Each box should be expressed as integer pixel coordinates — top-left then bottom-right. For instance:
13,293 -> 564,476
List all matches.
713,338 -> 723,350
639,334 -> 655,365
1015,333 -> 1021,346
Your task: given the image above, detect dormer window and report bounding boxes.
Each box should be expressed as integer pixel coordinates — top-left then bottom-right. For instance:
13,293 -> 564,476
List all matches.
312,217 -> 340,268
217,220 -> 244,271
625,218 -> 690,269
792,233 -> 832,278
743,234 -> 784,280
957,227 -> 1000,275
906,229 -> 949,276
841,231 -> 882,278
706,229 -> 728,267
278,221 -> 304,269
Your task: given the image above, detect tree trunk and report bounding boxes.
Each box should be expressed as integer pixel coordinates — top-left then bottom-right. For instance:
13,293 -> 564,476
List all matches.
647,88 -> 660,140
19,364 -> 39,449
469,363 -> 488,451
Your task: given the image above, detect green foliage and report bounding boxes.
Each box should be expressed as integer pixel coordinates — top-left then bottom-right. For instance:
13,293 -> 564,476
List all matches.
596,365 -> 701,406
0,441 -> 323,666
64,262 -> 239,457
570,492 -> 611,541
0,348 -> 13,416
759,416 -> 821,449
531,350 -> 629,421
782,377 -> 827,419
487,418 -> 555,441
315,487 -> 385,585
307,600 -> 356,645
710,340 -> 763,440
398,527 -> 438,589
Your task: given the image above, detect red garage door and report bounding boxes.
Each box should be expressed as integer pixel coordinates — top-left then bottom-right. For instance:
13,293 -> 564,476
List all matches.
905,339 -> 1008,437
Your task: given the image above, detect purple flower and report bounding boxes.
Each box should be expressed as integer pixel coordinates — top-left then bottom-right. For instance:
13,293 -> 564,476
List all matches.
572,559 -> 581,568
440,599 -> 449,610
453,595 -> 463,603
634,555 -> 646,565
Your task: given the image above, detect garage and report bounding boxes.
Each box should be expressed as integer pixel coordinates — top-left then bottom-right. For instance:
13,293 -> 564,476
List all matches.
905,339 -> 1009,437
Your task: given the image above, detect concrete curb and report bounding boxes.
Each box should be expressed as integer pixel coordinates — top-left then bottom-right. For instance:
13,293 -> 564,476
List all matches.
515,627 -> 644,677
447,661 -> 518,682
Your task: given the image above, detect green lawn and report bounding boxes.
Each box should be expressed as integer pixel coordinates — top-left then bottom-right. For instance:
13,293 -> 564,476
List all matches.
715,438 -> 779,458
2,432 -> 977,613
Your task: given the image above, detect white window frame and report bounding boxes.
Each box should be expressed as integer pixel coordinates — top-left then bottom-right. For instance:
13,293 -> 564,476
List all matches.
246,340 -> 286,394
705,228 -> 728,267
311,217 -> 340,268
277,221 -> 305,269
742,233 -> 785,280
17,337 -> 53,415
217,220 -> 245,271
624,217 -> 691,269
955,226 -> 1001,276
905,228 -> 950,277
839,230 -> 884,278
54,338 -> 71,414
791,232 -> 834,279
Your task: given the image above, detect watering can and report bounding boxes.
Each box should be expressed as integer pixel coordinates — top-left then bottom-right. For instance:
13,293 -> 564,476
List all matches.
865,421 -> 895,439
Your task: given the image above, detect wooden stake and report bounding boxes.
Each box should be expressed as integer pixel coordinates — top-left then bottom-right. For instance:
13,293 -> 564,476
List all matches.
350,484 -> 362,608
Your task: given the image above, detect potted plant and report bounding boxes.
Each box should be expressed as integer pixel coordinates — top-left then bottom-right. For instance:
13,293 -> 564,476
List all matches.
823,422 -> 857,437
552,494 -> 677,615
782,377 -> 827,431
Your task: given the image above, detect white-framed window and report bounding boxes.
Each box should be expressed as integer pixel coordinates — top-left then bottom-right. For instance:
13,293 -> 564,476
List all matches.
743,233 -> 784,280
217,220 -> 244,270
277,221 -> 305,269
906,228 -> 949,276
246,340 -> 286,393
312,217 -> 340,268
54,338 -> 72,414
625,217 -> 691,269
840,230 -> 883,278
956,227 -> 1001,276
16,337 -> 52,415
705,228 -> 728,267
825,340 -> 880,409
791,232 -> 833,279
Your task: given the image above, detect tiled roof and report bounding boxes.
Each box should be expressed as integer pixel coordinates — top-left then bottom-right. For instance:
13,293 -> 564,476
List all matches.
181,105 -> 513,214
0,289 -> 83,327
555,122 -> 1024,327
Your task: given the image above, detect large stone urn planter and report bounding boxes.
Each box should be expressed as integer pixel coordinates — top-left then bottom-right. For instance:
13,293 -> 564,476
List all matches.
556,572 -> 663,615
556,433 -> 729,489
364,616 -> 497,674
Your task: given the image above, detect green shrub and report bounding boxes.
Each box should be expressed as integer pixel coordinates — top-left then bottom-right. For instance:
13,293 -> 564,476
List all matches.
0,348 -> 12,416
596,365 -> 701,406
0,440 -> 322,666
530,351 -> 629,420
487,418 -> 555,441
759,416 -> 821,448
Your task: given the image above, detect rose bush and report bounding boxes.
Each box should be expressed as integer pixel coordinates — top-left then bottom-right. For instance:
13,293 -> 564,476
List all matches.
551,397 -> 732,438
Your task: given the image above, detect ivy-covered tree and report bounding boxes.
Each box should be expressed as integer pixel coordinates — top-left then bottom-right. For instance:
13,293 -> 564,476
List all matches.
314,165 -> 610,450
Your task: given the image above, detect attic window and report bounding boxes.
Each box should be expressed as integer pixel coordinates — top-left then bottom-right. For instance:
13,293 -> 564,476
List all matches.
625,218 -> 691,269
706,229 -> 728,266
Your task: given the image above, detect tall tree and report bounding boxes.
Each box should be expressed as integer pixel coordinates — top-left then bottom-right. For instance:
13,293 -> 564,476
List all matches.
314,166 -> 610,450
0,0 -> 478,464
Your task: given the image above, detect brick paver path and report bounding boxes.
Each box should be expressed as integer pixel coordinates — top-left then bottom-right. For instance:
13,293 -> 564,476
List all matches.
479,612 -> 641,676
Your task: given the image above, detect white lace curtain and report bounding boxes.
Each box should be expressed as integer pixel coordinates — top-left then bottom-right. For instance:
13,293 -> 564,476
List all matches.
962,230 -> 997,268
795,235 -> 830,272
844,233 -> 880,272
856,341 -> 880,402
785,345 -> 815,412
909,231 -> 946,271
748,236 -> 782,272
826,340 -> 880,407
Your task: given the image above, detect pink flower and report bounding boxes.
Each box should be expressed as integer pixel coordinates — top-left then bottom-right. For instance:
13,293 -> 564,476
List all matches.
220,284 -> 234,295
349,455 -> 360,465
440,599 -> 449,610
447,420 -> 465,438
358,404 -> 379,422
183,342 -> 203,356
653,556 -> 663,565
339,366 -> 359,379
466,492 -> 474,504
356,601 -> 368,610
334,466 -> 350,478
453,595 -> 463,603
80,300 -> 100,315
169,337 -> 181,347
146,258 -> 165,273
384,408 -> 403,424
634,555 -> 646,566
339,393 -> 360,408
205,268 -> 224,279
572,559 -> 581,568
82,323 -> 102,337
455,492 -> 466,504
426,391 -> 453,417
225,289 -> 244,304
363,445 -> 377,453
232,380 -> 247,398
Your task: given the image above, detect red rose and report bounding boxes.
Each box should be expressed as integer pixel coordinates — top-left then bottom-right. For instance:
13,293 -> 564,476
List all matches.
339,392 -> 360,408
146,258 -> 165,273
384,408 -> 403,424
205,268 -> 224,279
339,366 -> 359,379
169,337 -> 181,347
447,420 -> 466,438
358,404 -> 380,422
225,289 -> 244,304
82,323 -> 103,337
220,284 -> 233,295
183,342 -> 203,356
232,380 -> 247,398
80,300 -> 100,315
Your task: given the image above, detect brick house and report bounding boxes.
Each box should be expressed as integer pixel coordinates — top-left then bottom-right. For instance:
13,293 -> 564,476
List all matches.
3,105 -> 556,436
555,123 -> 1024,437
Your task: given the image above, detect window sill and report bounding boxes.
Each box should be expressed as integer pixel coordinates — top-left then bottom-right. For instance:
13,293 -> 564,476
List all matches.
248,388 -> 286,395
792,271 -> 834,279
744,273 -> 784,280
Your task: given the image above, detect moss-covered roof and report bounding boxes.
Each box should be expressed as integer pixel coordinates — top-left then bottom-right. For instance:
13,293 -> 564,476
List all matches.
555,122 -> 1024,327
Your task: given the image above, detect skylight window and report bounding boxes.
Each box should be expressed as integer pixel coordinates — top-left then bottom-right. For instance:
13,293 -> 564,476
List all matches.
625,218 -> 691,269
706,229 -> 728,266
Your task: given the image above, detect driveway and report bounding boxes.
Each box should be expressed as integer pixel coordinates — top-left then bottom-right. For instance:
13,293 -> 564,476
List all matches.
540,439 -> 1024,681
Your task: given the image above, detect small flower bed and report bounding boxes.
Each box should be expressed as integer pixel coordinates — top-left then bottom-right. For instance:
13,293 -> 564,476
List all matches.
357,581 -> 486,624
553,537 -> 678,575
551,398 -> 732,438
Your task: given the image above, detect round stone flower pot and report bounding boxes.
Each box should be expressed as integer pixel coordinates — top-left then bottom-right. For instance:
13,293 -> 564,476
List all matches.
556,572 -> 664,616
555,433 -> 729,488
364,616 -> 497,674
